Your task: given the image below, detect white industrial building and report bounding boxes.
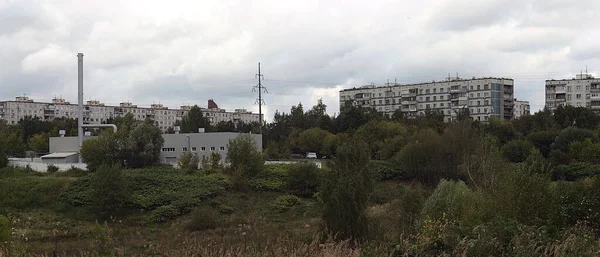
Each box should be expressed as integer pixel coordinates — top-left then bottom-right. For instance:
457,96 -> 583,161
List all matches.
0,97 -> 262,132
513,99 -> 531,119
339,77 -> 515,122
545,73 -> 600,112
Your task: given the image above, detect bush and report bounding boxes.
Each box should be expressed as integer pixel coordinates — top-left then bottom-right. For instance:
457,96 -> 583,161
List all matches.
47,164 -> 59,173
371,160 -> 405,181
89,165 -> 128,219
0,150 -> 7,169
248,165 -> 288,192
421,180 -> 478,224
226,134 -> 264,178
152,205 -> 180,223
0,177 -> 71,209
178,152 -> 200,171
186,208 -> 220,231
527,131 -> 558,158
271,195 -> 301,213
287,163 -> 320,197
0,215 -> 10,242
501,140 -> 534,163
551,127 -> 599,152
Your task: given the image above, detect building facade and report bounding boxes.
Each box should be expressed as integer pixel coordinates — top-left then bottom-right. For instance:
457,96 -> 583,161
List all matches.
339,77 -> 515,122
0,97 -> 262,132
513,99 -> 531,119
545,74 -> 600,112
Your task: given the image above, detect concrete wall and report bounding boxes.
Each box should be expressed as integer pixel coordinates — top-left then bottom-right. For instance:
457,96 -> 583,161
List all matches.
42,155 -> 80,164
8,159 -> 87,172
160,133 -> 262,165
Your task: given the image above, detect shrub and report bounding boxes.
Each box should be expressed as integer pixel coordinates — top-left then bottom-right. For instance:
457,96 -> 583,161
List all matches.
47,164 -> 59,173
551,127 -> 599,152
501,140 -> 534,163
0,150 -> 7,169
186,208 -> 220,231
248,164 -> 288,192
89,165 -> 128,219
0,177 -> 71,209
226,134 -> 264,177
152,205 -> 180,223
178,152 -> 200,171
527,131 -> 558,158
371,160 -> 405,181
421,180 -> 478,224
287,163 -> 320,197
0,215 -> 10,242
552,164 -> 600,181
321,138 -> 372,242
271,195 -> 301,213
394,129 -> 445,186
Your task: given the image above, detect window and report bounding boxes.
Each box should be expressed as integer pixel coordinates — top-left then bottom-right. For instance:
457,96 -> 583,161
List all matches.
484,100 -> 489,105
379,100 -> 382,104
426,104 -> 430,109
433,88 -> 437,93
210,146 -> 216,151
426,97 -> 430,101
470,86 -> 473,90
567,94 -> 572,100
484,108 -> 488,113
577,102 -> 582,107
484,92 -> 489,97
477,100 -> 481,106
477,85 -> 481,90
433,104 -> 437,108
161,147 -> 176,152
219,146 -> 225,151
440,88 -> 444,92
577,94 -> 582,99
470,93 -> 474,97
586,85 -> 590,90
484,84 -> 489,90
440,95 -> 444,100
201,147 -> 206,151
183,147 -> 188,152
577,85 -> 581,90
477,93 -> 480,97
568,86 -> 572,92
433,96 -> 437,101
426,89 -> 430,94
440,103 -> 444,107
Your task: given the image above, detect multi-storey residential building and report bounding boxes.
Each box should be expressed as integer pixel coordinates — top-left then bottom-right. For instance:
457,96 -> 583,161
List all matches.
545,74 -> 600,112
339,77 -> 515,122
513,99 -> 531,119
0,97 -> 262,132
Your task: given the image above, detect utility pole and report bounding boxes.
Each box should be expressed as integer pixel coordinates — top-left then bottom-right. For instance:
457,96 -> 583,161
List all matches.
77,53 -> 84,163
253,62 -> 268,134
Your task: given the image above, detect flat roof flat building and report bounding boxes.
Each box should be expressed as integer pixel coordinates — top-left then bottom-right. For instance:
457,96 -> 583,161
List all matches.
545,73 -> 600,112
339,77 -> 515,122
0,97 -> 262,132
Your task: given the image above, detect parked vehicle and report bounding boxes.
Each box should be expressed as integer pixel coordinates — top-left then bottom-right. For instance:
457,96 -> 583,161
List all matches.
306,152 -> 317,159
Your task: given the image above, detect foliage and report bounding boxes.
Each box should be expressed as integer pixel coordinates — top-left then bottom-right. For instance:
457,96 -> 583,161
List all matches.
568,138 -> 600,164
553,105 -> 600,130
0,131 -> 25,157
200,152 -> 223,173
501,139 -> 534,163
226,134 -> 264,178
0,215 -> 10,242
27,133 -> 49,153
186,207 -> 221,231
0,176 -> 71,209
483,118 -> 517,144
89,165 -> 128,219
551,126 -> 599,152
371,160 -> 405,181
287,163 -> 320,197
552,163 -> 600,181
180,105 -> 212,133
355,120 -> 410,160
421,180 -> 479,224
526,131 -> 558,158
321,138 -> 372,242
0,150 -> 7,169
393,129 -> 445,186
270,195 -> 301,213
298,127 -> 332,156
46,164 -> 59,173
460,136 -> 506,190
81,114 -> 164,170
248,164 -> 288,192
178,152 -> 200,171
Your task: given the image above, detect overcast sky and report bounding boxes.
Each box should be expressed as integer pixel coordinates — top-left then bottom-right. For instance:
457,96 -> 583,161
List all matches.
1,0 -> 599,120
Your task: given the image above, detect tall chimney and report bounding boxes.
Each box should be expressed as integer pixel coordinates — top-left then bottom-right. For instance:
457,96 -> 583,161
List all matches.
77,53 -> 84,162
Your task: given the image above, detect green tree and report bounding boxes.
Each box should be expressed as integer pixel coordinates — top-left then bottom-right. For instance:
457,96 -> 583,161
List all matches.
527,131 -> 558,158
81,131 -> 120,171
297,127 -> 331,156
421,180 -> 478,224
0,150 -> 7,169
90,165 -> 128,219
483,118 -> 517,144
501,139 -> 534,163
553,105 -> 600,130
123,120 -> 164,168
394,129 -> 445,186
178,152 -> 200,170
0,132 -> 25,157
180,105 -> 211,133
226,134 -> 264,177
355,120 -> 410,160
321,133 -> 348,158
305,99 -> 334,131
16,116 -> 52,144
0,215 -> 10,242
27,133 -> 49,153
320,138 -> 372,242
287,163 -> 321,197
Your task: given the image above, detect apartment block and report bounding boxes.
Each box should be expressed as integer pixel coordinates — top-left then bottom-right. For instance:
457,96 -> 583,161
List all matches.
513,99 -> 531,119
545,74 -> 600,112
0,97 -> 262,132
339,77 -> 515,122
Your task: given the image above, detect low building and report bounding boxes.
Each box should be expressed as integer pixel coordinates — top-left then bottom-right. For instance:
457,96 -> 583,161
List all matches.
40,152 -> 79,164
48,132 -> 262,165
